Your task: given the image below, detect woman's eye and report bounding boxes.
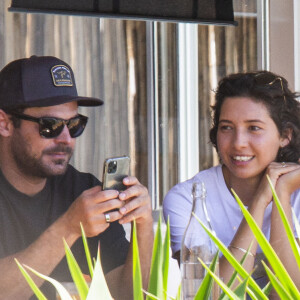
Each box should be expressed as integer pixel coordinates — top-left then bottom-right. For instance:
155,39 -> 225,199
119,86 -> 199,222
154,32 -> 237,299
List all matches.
219,125 -> 232,131
249,126 -> 261,131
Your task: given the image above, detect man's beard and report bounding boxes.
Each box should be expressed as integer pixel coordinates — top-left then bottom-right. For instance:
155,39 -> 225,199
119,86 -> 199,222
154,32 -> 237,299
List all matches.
10,135 -> 73,178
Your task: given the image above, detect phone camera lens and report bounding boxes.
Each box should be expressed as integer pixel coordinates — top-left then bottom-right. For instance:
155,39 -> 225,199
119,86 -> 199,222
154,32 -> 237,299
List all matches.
108,161 -> 117,173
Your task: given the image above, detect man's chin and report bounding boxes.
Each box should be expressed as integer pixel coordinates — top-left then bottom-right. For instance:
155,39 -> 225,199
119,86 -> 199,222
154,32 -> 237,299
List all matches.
45,160 -> 69,177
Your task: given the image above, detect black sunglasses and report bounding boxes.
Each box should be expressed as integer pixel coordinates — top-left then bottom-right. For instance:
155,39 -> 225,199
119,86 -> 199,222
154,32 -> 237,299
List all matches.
9,112 -> 88,138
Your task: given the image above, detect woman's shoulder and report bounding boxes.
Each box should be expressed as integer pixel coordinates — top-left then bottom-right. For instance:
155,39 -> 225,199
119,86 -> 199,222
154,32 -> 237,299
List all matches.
163,165 -> 223,203
192,164 -> 222,182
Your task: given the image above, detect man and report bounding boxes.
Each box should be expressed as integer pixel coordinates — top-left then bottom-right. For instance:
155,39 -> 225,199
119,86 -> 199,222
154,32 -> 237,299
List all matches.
0,56 -> 154,299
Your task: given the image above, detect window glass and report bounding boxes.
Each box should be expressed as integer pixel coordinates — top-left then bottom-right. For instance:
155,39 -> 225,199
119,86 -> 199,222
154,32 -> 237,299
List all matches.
157,0 -> 258,204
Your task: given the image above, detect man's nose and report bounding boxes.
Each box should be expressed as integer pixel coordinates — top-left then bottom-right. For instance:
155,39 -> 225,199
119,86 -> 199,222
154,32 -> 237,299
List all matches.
55,125 -> 72,143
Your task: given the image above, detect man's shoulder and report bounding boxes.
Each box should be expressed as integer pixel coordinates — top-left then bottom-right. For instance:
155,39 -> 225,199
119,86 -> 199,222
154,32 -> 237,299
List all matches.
65,164 -> 95,177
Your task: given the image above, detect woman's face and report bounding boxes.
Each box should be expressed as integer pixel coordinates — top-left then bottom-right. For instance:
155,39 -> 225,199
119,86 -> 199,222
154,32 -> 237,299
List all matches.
216,97 -> 288,181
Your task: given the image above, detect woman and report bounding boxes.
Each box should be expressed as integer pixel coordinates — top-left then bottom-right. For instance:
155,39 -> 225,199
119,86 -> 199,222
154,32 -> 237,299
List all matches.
163,71 -> 300,292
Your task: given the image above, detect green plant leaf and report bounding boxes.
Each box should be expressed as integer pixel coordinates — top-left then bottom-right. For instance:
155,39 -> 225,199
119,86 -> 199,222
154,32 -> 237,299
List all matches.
261,261 -> 293,300
267,176 -> 300,270
176,284 -> 181,300
22,264 -> 74,300
162,217 -> 170,300
261,282 -> 272,297
15,259 -> 47,300
219,247 -> 251,300
142,289 -> 160,299
232,188 -> 300,299
146,216 -> 164,300
80,222 -> 94,279
198,257 -> 241,300
193,213 -> 268,300
86,249 -> 113,300
244,286 -> 259,300
63,239 -> 89,300
233,276 -> 250,299
194,251 -> 219,300
132,220 -> 144,300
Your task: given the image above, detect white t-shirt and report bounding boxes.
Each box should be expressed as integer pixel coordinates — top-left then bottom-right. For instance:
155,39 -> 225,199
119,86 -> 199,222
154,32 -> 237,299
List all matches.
163,165 -> 300,255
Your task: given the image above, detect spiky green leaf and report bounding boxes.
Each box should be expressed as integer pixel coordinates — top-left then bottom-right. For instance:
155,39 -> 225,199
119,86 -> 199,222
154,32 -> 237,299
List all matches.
232,188 -> 300,299
262,261 -> 293,300
194,251 -> 219,300
23,264 -> 74,300
219,246 -> 251,300
86,249 -> 113,299
198,257 -> 241,300
80,223 -> 94,278
267,176 -> 300,270
261,281 -> 272,297
132,220 -> 143,300
162,217 -> 170,300
146,216 -> 164,300
15,259 -> 47,300
193,213 -> 268,300
233,276 -> 249,299
63,239 -> 89,299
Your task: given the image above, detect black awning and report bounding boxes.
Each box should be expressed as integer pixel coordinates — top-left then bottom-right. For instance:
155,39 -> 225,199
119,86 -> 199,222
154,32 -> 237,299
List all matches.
9,0 -> 237,26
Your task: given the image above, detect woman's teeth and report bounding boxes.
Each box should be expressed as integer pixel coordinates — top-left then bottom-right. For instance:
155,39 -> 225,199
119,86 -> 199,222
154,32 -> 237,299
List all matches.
233,156 -> 253,162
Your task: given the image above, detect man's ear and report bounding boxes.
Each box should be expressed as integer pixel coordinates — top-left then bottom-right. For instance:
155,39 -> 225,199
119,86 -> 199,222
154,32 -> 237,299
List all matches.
280,127 -> 293,147
0,110 -> 14,137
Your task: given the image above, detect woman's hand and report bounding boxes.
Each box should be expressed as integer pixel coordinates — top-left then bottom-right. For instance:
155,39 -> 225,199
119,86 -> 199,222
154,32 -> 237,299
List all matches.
254,162 -> 300,207
276,163 -> 300,199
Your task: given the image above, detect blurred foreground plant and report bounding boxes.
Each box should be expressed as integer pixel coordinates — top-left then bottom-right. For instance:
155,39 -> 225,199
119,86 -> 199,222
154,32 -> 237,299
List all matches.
16,176 -> 300,299
16,224 -> 113,300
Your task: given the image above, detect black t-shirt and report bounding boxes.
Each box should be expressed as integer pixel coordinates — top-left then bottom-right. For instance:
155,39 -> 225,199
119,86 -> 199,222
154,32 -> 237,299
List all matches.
0,165 -> 130,299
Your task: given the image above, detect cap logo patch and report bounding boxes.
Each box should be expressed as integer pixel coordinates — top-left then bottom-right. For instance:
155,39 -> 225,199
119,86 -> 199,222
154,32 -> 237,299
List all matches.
51,65 -> 73,87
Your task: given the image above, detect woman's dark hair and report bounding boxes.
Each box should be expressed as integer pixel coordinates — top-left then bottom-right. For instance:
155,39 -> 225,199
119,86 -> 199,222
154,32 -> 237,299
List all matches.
209,71 -> 300,163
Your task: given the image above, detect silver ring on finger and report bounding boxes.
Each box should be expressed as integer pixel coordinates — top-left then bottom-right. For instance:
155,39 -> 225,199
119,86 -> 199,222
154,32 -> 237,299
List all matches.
105,213 -> 111,223
281,162 -> 287,168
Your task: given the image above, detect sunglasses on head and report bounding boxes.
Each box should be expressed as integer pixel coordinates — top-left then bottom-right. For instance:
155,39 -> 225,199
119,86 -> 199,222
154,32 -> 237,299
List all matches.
9,112 -> 88,138
254,72 -> 287,103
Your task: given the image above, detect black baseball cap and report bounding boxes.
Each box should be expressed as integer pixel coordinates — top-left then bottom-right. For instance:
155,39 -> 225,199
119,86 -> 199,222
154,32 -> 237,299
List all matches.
0,55 -> 103,110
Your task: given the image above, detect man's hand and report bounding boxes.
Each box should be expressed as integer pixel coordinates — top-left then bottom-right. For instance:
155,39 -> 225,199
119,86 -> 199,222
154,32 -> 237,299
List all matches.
62,185 -> 125,238
105,176 -> 153,300
117,176 -> 153,225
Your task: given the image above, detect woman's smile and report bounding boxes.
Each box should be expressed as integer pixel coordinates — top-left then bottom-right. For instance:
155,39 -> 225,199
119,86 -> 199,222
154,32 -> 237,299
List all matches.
216,96 -> 288,181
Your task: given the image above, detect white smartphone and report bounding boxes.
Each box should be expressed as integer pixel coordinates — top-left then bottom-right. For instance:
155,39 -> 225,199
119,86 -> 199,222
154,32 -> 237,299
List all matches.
102,156 -> 130,191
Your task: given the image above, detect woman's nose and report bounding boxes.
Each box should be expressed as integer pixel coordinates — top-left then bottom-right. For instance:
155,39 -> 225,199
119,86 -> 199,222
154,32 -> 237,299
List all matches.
233,129 -> 248,149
